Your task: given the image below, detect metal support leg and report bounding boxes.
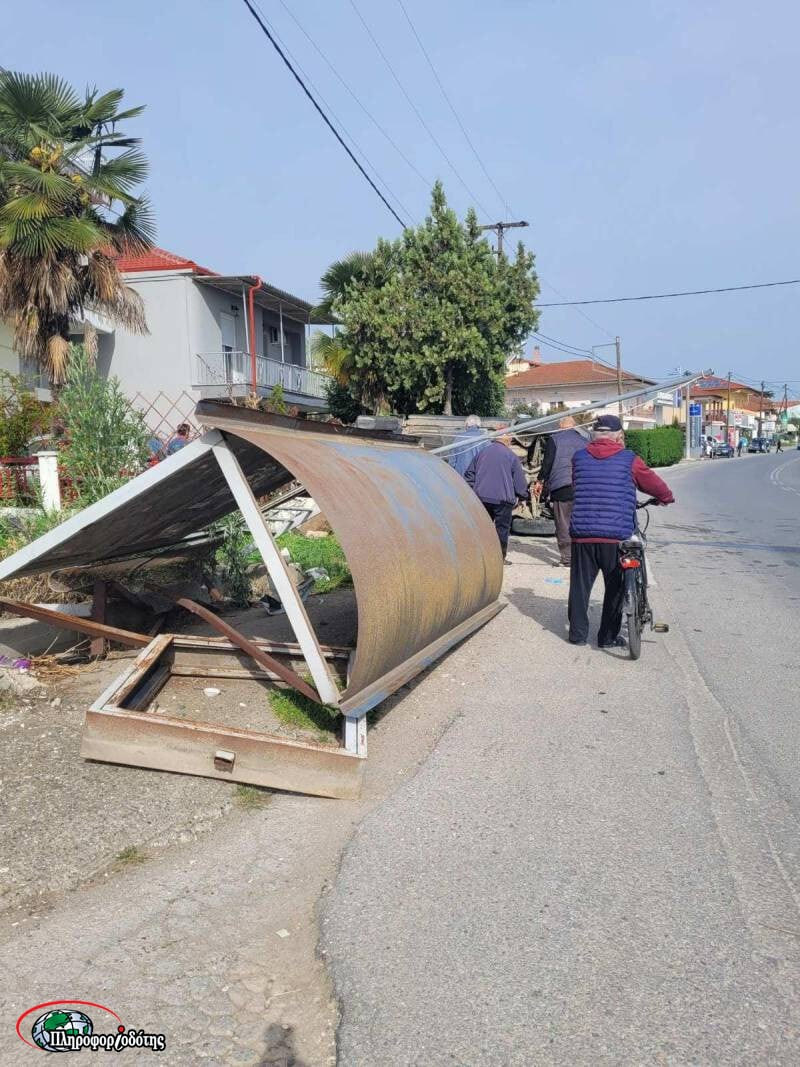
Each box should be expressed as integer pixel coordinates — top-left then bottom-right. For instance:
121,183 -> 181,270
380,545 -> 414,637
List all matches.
344,715 -> 367,757
90,579 -> 109,658
211,438 -> 341,706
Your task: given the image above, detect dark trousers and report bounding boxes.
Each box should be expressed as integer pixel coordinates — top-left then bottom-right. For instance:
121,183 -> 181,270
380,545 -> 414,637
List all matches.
552,500 -> 573,563
568,541 -> 625,645
483,501 -> 514,557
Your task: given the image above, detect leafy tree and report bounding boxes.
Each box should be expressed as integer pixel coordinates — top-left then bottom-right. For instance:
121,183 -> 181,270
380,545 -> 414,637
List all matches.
0,371 -> 51,454
58,344 -> 148,503
0,71 -> 154,381
318,183 -> 539,417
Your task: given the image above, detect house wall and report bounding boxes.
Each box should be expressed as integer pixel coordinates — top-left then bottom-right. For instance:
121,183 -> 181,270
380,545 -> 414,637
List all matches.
505,382 -> 636,412
0,321 -> 20,377
108,272 -> 195,398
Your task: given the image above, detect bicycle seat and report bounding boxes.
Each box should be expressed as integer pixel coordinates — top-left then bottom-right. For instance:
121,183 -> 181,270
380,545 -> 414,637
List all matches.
619,537 -> 642,550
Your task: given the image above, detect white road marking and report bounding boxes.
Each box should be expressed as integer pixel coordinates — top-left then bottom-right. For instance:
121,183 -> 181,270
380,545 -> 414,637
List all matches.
769,455 -> 800,496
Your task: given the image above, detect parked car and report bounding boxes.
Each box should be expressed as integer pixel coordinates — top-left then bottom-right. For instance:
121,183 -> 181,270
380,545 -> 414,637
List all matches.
713,441 -> 735,458
748,437 -> 768,453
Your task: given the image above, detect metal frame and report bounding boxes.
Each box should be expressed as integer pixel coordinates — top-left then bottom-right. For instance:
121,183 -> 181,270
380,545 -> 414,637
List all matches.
81,635 -> 364,800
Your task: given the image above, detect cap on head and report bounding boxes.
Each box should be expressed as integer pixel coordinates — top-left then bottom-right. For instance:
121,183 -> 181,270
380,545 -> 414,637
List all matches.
593,414 -> 622,432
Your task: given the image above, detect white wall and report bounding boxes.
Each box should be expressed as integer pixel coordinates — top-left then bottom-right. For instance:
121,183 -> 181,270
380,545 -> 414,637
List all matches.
0,321 -> 20,377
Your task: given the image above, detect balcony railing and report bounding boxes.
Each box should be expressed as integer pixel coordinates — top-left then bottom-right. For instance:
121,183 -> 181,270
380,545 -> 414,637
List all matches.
194,351 -> 329,400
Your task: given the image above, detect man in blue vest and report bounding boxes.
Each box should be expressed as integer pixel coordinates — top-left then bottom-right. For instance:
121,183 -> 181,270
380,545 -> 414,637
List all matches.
568,414 -> 674,647
534,415 -> 589,566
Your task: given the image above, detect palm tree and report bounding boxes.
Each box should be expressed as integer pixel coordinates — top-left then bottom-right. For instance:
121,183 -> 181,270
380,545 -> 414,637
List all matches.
0,71 -> 155,382
310,249 -> 377,383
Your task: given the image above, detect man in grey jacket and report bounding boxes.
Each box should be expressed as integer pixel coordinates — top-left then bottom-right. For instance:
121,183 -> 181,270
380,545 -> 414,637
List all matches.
534,415 -> 588,566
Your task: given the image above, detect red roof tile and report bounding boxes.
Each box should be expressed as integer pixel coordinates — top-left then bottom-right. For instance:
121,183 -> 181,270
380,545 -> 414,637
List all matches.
505,358 -> 651,389
115,246 -> 216,276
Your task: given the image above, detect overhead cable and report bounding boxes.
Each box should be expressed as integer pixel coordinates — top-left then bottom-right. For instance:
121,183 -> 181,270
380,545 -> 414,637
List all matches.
275,0 -> 432,191
347,0 -> 492,216
395,0 -> 511,215
537,278 -> 800,307
240,0 -> 408,228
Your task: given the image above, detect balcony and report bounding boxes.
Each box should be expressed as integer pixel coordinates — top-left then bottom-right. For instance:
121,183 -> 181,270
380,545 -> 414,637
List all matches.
194,351 -> 330,403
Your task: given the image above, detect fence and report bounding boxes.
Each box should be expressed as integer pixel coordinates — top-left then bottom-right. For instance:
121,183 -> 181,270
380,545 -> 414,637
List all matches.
0,457 -> 38,502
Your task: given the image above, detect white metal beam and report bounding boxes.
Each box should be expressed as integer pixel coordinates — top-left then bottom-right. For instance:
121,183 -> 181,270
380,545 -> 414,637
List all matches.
211,438 -> 341,706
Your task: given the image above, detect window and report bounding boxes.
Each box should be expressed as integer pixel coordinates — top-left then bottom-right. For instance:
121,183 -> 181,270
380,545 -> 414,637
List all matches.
267,326 -> 279,345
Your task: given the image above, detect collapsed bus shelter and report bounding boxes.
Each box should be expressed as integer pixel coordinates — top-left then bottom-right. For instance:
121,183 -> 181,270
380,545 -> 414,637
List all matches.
0,404 -> 504,798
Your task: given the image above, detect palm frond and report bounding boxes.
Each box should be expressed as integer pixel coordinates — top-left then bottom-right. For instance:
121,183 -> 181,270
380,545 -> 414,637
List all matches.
47,334 -> 71,382
106,196 -> 156,252
93,147 -> 149,191
0,161 -> 74,200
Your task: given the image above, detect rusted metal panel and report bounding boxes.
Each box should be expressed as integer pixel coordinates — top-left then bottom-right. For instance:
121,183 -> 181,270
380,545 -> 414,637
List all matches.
80,707 -> 364,800
196,408 -> 504,711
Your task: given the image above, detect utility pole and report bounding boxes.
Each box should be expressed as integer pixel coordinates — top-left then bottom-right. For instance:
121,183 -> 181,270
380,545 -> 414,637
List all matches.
615,336 -> 623,415
479,220 -> 529,257
726,370 -> 732,443
758,379 -> 765,438
685,381 -> 692,460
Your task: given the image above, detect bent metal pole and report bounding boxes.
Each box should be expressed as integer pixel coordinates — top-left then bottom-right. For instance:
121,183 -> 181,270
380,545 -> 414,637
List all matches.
430,372 -> 703,456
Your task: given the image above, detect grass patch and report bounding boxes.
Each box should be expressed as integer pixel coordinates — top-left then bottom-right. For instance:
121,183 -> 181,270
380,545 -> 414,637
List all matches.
234,784 -> 270,809
115,845 -> 146,866
275,532 -> 352,593
268,686 -> 340,738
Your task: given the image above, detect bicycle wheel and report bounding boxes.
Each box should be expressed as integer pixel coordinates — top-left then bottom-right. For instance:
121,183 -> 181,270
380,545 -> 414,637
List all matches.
625,570 -> 642,660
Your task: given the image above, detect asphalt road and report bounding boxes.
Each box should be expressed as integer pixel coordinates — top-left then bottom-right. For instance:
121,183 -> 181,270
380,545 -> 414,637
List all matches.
323,452 -> 800,1066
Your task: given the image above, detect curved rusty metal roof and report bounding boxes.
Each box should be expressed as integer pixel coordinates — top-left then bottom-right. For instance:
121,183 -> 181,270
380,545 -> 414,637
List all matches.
199,409 -> 504,714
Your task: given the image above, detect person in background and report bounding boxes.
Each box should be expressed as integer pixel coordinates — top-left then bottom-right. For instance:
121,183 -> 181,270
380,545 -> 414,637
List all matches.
534,415 -> 588,567
776,437 -> 784,453
166,423 -> 191,456
465,430 -> 529,560
448,415 -> 488,477
568,415 -> 674,648
736,438 -> 744,457
146,434 -> 166,465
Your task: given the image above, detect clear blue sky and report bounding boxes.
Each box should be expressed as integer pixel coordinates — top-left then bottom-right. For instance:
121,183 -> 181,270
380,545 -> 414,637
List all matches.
7,0 -> 799,388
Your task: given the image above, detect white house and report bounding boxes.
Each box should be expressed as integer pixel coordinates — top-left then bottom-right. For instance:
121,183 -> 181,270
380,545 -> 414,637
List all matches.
504,356 -> 674,427
1,246 -> 334,430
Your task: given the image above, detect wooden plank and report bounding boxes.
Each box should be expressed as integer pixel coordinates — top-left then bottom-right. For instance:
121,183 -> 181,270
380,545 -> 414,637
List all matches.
171,664 -> 276,682
212,440 -> 341,705
80,707 -> 364,800
0,596 -> 151,648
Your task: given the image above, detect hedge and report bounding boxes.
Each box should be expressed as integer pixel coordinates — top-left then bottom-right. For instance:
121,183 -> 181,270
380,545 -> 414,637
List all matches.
624,425 -> 684,467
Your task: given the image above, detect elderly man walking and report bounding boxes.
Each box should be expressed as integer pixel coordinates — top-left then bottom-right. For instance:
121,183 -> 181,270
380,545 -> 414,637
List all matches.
447,415 -> 488,477
535,415 -> 588,566
465,431 -> 529,559
568,414 -> 674,648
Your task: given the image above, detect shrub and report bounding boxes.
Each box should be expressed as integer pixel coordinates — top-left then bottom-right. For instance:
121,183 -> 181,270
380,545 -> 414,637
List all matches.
0,373 -> 51,455
58,346 -> 149,504
624,425 -> 684,467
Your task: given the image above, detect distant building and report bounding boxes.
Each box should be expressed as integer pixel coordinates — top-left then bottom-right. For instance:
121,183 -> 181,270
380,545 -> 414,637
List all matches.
504,356 -> 674,427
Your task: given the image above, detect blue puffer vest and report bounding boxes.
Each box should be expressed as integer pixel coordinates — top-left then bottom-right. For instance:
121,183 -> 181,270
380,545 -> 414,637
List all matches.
570,448 -> 637,540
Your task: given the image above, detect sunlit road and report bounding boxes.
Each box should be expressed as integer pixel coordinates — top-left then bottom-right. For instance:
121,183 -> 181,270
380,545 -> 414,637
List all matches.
323,452 -> 800,1066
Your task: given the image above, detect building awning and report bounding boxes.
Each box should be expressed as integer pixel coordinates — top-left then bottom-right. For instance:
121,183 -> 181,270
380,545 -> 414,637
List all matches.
193,276 -> 336,326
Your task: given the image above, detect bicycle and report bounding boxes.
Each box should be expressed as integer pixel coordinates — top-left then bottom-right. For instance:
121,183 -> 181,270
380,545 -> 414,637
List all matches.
619,498 -> 669,661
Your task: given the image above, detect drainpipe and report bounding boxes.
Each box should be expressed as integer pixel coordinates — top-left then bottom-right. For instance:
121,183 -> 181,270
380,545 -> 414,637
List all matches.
247,276 -> 262,393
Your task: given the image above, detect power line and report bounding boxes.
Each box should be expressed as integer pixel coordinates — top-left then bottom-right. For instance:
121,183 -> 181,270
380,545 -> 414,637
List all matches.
239,0 -> 408,228
532,331 -> 591,356
274,0 -> 432,192
537,277 -> 800,307
395,0 -> 511,216
250,0 -> 414,223
347,0 -> 491,216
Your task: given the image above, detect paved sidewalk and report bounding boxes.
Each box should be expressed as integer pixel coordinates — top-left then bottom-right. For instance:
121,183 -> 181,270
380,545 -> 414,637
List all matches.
321,531 -> 800,1065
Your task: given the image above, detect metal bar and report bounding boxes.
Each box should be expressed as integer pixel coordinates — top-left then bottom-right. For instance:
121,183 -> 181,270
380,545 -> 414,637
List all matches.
344,716 -> 368,756
211,438 -> 341,704
80,707 -> 364,799
175,597 -> 324,705
340,600 -> 505,719
171,635 -> 351,659
110,634 -> 175,708
431,372 -> 704,455
0,596 -> 151,648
